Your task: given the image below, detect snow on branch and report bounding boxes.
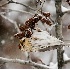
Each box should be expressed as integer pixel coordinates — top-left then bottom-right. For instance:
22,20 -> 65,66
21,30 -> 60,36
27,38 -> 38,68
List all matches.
61,5 -> 70,15
63,53 -> 70,64
0,57 -> 54,69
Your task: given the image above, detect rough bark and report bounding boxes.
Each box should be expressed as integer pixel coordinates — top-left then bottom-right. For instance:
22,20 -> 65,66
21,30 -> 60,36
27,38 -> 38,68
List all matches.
55,0 -> 64,69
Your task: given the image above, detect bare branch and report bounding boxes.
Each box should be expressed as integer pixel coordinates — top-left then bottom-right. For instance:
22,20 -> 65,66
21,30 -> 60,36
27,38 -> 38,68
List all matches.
0,0 -> 36,11
0,57 -> 51,69
9,1 -> 35,11
0,1 -> 9,7
39,45 -> 60,52
0,7 -> 34,16
0,14 -> 21,33
63,10 -> 70,15
1,8 -> 55,25
39,42 -> 70,52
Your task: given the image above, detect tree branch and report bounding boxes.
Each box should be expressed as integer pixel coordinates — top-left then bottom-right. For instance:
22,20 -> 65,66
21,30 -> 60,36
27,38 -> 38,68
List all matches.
0,57 -> 52,69
0,14 -> 21,33
0,7 -> 34,15
55,0 -> 64,69
0,0 -> 36,11
63,10 -> 70,15
61,6 -> 70,15
0,1 -> 9,7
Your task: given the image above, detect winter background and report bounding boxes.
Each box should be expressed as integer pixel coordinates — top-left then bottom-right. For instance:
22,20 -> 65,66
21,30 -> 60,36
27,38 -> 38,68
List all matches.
0,0 -> 70,69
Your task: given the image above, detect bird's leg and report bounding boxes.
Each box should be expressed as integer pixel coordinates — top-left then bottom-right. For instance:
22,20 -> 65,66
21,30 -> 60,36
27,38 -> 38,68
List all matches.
27,52 -> 31,61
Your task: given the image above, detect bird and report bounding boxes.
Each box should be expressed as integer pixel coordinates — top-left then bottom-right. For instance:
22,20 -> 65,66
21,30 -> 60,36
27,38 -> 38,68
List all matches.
19,28 -> 64,52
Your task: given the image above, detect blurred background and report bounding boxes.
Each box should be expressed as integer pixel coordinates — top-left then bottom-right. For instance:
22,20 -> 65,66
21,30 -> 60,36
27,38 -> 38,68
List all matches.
0,0 -> 70,69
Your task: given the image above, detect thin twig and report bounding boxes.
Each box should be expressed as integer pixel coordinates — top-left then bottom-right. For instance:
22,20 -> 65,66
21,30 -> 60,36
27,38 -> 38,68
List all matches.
10,1 -> 35,11
36,0 -> 45,13
0,14 -> 21,33
62,10 -> 70,15
0,1 -> 9,7
0,7 -> 34,16
0,7 -> 55,26
0,0 -> 36,11
49,17 -> 55,24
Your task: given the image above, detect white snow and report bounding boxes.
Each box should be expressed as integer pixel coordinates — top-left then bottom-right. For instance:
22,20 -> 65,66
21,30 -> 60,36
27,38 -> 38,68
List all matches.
49,62 -> 58,69
63,52 -> 70,61
1,40 -> 5,45
61,5 -> 70,12
10,36 -> 14,40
